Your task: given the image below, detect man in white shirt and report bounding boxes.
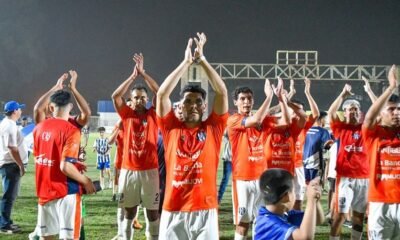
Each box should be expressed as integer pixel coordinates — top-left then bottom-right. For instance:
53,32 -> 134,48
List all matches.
0,101 -> 26,234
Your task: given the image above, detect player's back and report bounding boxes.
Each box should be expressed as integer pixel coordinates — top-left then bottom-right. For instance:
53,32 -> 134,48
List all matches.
33,118 -> 81,204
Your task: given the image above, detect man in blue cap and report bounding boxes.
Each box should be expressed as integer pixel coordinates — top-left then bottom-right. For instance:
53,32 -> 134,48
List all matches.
0,100 -> 25,234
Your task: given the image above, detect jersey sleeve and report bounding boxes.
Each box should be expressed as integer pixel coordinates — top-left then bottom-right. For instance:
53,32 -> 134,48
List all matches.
62,128 -> 81,163
321,128 -> 333,146
207,111 -> 229,140
330,119 -> 342,138
117,105 -> 131,119
156,109 -> 178,141
227,114 -> 245,131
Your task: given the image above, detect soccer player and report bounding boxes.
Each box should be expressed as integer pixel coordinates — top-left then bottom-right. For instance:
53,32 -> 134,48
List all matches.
227,80 -> 273,240
33,90 -> 96,239
363,65 -> 400,239
156,33 -> 228,239
291,78 -> 321,210
255,169 -> 324,240
328,84 -> 370,240
93,127 -> 112,189
112,53 -> 160,240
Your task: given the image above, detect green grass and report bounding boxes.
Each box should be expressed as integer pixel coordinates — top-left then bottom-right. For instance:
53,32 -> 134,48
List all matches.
0,133 -> 356,239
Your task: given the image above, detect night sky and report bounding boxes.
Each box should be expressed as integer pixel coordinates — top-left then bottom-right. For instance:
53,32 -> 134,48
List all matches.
0,0 -> 399,114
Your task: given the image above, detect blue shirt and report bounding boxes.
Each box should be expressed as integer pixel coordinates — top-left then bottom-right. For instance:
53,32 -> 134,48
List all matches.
255,207 -> 304,240
303,126 -> 331,169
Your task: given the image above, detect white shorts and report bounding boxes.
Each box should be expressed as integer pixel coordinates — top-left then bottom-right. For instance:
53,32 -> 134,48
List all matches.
118,168 -> 160,210
35,194 -> 82,239
232,179 -> 262,224
294,167 -> 306,201
368,202 -> 400,240
159,209 -> 218,240
336,177 -> 368,214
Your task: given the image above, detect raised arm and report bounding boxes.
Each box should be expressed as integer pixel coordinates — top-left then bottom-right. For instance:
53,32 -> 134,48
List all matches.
273,77 -> 291,126
134,53 -> 159,94
287,79 -> 296,100
108,121 -> 122,145
33,73 -> 67,124
112,57 -> 139,113
304,77 -> 319,119
364,65 -> 398,129
157,39 -> 193,117
362,76 -> 378,103
193,33 -> 228,115
244,79 -> 273,127
68,70 -> 91,126
327,84 -> 353,123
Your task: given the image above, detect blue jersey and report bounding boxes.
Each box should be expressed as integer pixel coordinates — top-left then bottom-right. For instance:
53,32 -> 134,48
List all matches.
255,207 -> 304,240
302,126 -> 331,169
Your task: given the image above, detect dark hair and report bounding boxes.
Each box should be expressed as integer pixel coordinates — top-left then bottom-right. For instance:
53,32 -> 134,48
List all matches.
50,90 -> 71,107
388,94 -> 400,104
290,98 -> 305,107
180,85 -> 207,100
98,127 -> 106,132
318,111 -> 328,121
232,86 -> 253,100
5,111 -> 13,116
259,168 -> 294,204
131,84 -> 148,93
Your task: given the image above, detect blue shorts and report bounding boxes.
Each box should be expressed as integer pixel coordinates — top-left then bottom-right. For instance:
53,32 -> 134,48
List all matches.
97,160 -> 110,170
304,168 -> 319,183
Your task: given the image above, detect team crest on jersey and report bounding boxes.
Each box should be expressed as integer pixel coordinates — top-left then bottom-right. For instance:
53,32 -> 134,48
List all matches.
197,131 -> 206,142
352,132 -> 360,140
41,132 -> 51,141
284,131 -> 290,138
142,119 -> 148,127
396,132 -> 400,139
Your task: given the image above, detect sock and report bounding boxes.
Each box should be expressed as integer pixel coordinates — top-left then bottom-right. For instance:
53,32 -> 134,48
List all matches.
122,218 -> 134,240
145,219 -> 160,240
234,232 -> 246,240
351,229 -> 363,240
117,208 -> 124,237
329,236 -> 340,240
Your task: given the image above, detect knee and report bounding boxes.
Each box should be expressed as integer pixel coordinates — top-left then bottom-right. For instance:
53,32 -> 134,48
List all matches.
146,210 -> 159,222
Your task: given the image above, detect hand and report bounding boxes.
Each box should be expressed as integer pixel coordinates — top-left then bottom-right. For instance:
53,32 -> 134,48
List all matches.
341,84 -> 354,97
83,177 -> 96,194
184,38 -> 194,64
55,73 -> 68,90
75,161 -> 87,173
130,63 -> 138,79
388,64 -> 398,89
68,70 -> 78,91
304,77 -> 311,95
362,76 -> 372,93
19,165 -> 25,177
264,78 -> 273,96
290,79 -> 296,95
133,53 -> 145,75
193,32 -> 207,59
307,177 -> 322,201
272,77 -> 284,101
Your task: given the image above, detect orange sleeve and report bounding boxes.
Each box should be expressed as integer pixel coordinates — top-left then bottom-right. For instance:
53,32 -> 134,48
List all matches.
117,105 -> 131,119
227,114 -> 245,131
62,128 -> 81,163
330,119 -> 342,138
207,111 -> 229,139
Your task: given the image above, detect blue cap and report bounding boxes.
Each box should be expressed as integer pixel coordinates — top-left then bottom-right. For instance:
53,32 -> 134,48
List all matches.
4,101 -> 25,113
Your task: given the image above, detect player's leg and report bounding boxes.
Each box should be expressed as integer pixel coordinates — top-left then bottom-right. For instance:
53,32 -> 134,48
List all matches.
330,177 -> 353,239
234,180 -> 252,239
141,169 -> 160,239
350,178 -> 368,240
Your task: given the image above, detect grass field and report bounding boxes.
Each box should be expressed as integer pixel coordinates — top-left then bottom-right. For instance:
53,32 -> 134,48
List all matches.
0,133 -> 357,239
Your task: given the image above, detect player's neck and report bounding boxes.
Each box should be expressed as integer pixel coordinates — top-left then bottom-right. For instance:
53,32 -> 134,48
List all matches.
266,204 -> 287,216
52,110 -> 70,121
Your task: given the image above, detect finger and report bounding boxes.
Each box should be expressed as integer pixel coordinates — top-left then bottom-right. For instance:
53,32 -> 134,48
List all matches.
187,38 -> 193,49
194,37 -> 199,46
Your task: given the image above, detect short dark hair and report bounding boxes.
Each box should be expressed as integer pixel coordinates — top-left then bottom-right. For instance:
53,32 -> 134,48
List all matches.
232,86 -> 253,100
98,127 -> 106,132
180,85 -> 206,100
50,90 -> 71,107
131,84 -> 148,93
5,111 -> 13,116
388,94 -> 400,104
259,168 -> 294,204
290,98 -> 305,107
318,111 -> 328,121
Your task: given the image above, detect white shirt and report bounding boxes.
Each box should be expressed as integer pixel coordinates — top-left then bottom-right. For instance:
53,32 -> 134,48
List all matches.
0,117 -> 23,166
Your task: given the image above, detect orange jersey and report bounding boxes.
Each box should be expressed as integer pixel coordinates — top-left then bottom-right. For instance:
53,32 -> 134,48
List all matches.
227,113 -> 273,180
33,118 -> 82,205
157,110 -> 228,212
331,120 -> 368,178
118,105 -> 158,171
264,121 -> 302,175
363,125 -> 400,203
294,116 -> 316,168
114,129 -> 124,170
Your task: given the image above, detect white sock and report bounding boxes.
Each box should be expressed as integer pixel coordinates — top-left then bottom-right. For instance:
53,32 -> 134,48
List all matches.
329,236 -> 340,240
351,229 -> 363,240
145,219 -> 160,240
122,218 -> 134,240
117,208 -> 124,237
234,232 -> 246,240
